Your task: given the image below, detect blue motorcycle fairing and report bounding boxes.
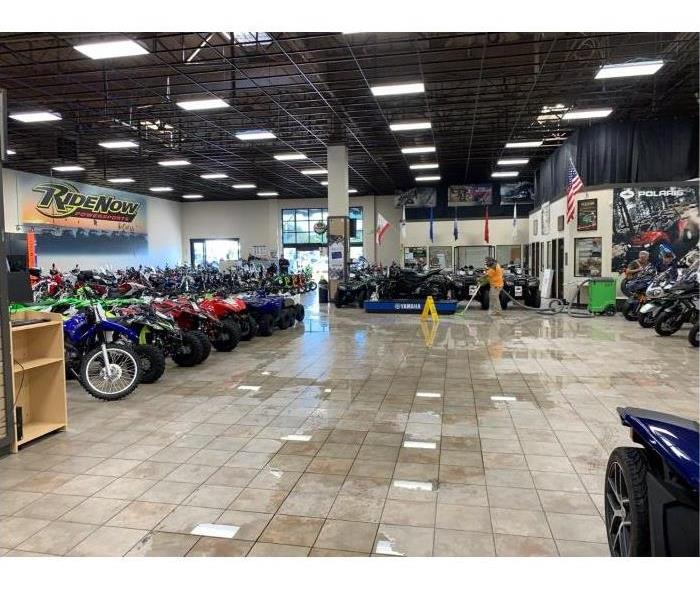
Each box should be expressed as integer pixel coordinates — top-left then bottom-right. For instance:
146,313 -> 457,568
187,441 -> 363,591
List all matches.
64,313 -> 139,347
617,407 -> 699,492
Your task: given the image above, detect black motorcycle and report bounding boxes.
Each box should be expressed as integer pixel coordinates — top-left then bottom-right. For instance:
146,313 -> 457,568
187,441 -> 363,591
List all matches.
653,270 -> 699,337
379,266 -> 451,300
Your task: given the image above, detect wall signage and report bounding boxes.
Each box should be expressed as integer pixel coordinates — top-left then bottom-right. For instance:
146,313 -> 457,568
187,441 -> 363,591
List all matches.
447,184 -> 492,207
577,198 -> 598,231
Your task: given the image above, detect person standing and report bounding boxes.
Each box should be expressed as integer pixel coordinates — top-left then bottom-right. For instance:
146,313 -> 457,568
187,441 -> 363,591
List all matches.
484,256 -> 504,316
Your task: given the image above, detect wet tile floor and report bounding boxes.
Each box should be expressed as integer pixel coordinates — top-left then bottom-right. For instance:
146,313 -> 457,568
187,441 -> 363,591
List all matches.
1,299 -> 698,557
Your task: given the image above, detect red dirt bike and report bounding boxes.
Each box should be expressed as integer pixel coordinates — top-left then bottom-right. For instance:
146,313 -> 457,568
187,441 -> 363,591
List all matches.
152,296 -> 239,354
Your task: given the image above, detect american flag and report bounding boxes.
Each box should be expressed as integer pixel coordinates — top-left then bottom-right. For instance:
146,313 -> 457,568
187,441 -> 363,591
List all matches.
566,158 -> 583,223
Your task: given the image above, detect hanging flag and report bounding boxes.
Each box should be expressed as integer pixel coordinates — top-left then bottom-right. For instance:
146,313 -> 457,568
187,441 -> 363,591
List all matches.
566,157 -> 584,223
376,212 -> 391,246
483,205 -> 490,243
453,207 -> 459,241
400,206 -> 407,240
429,207 -> 434,243
512,203 -> 517,240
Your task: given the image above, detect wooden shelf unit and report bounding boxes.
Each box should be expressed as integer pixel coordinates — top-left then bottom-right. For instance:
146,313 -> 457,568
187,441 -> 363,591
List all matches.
9,311 -> 67,452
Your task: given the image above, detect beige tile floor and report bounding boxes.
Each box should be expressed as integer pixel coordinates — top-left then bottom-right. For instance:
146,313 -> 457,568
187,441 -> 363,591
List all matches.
1,299 -> 698,557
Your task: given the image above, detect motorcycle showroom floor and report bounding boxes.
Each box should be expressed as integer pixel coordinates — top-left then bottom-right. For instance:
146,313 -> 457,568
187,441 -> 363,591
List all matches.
1,299 -> 698,557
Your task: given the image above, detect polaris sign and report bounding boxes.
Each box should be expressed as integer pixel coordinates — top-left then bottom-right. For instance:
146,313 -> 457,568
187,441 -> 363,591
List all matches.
617,186 -> 694,202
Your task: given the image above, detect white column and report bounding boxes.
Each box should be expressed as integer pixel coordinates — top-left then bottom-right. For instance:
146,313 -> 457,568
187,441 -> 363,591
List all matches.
327,145 -> 349,217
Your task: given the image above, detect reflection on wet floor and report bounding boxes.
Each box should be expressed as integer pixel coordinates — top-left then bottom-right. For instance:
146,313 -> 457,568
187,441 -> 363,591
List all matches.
0,296 -> 697,557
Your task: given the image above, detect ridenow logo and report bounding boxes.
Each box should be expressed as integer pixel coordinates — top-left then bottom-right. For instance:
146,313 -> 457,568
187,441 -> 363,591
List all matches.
32,182 -> 141,223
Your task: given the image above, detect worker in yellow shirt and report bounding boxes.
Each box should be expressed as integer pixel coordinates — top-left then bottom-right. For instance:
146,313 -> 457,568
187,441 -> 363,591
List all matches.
484,257 -> 504,316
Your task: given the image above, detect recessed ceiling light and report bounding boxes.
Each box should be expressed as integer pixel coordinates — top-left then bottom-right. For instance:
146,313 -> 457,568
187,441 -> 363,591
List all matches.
401,146 -> 436,154
232,183 -> 257,189
52,165 -> 84,172
370,82 -> 425,96
274,153 -> 307,161
99,140 -> 138,149
190,523 -> 239,539
176,98 -> 229,111
281,434 -> 312,442
415,175 -> 440,182
492,171 -> 519,178
235,130 -> 276,141
498,158 -> 529,165
389,120 -> 432,131
107,177 -> 135,183
562,108 -> 613,120
158,159 -> 190,167
257,191 -> 279,197
9,111 -> 62,123
348,188 -> 358,194
505,140 -> 543,149
237,385 -> 261,391
200,173 -> 228,179
261,371 -> 271,375
416,392 -> 441,398
301,168 -> 328,175
595,60 -> 664,79
392,480 -> 434,491
149,186 -> 172,192
320,181 -> 329,186
74,39 -> 148,60
490,395 -> 518,402
6,149 -> 16,155
403,440 -> 437,449
182,194 -> 203,199
409,163 -> 439,170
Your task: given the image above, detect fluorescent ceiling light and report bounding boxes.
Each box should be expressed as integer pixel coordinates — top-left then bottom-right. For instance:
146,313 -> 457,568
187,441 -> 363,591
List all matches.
409,163 -> 439,170
235,130 -> 276,141
348,189 -> 358,194
261,371 -> 271,375
232,183 -> 257,189
107,177 -> 134,183
403,441 -> 437,450
595,60 -> 664,79
190,523 -> 239,539
492,171 -> 519,178
301,168 -> 328,175
389,120 -> 432,131
320,181 -> 329,186
6,149 -> 16,155
371,82 -> 425,96
158,159 -> 190,167
237,385 -> 260,391
74,40 -> 148,60
415,175 -> 440,182
562,108 -> 613,120
392,480 -> 434,492
401,146 -> 436,154
416,391 -> 441,398
9,111 -> 61,123
99,140 -> 138,149
490,395 -> 517,402
257,191 -> 279,197
274,153 -> 307,161
324,388 -> 332,393
176,98 -> 229,111
505,140 -> 543,149
200,173 -> 228,179
498,158 -> 529,165
182,194 -> 203,199
52,165 -> 84,172
281,434 -> 312,442
149,187 -> 172,192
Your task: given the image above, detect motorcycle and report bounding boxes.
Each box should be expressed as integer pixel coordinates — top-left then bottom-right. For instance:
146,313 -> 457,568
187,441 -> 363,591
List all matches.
605,407 -> 698,556
621,271 -> 656,321
637,269 -> 678,328
653,271 -> 699,336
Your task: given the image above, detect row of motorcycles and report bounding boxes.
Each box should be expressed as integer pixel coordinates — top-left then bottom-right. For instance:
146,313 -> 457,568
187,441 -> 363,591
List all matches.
13,266 -> 307,401
335,258 -> 540,310
620,255 -> 699,347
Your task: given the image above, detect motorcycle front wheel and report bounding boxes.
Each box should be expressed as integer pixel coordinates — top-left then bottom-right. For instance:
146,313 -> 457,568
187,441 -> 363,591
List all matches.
638,310 -> 656,329
80,343 -> 141,400
654,310 -> 684,336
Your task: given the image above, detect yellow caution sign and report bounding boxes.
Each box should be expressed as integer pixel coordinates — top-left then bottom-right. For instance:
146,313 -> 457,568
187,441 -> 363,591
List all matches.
420,295 -> 440,323
419,319 -> 439,347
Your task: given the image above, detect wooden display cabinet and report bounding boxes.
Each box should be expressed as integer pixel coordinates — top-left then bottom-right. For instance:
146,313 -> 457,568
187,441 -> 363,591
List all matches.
9,310 -> 67,452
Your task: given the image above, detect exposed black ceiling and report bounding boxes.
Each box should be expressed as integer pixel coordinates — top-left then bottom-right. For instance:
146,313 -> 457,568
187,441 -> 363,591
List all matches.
0,32 -> 697,201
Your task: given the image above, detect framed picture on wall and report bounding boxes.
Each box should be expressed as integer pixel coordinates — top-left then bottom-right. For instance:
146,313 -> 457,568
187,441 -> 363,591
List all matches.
541,203 -> 550,236
557,215 -> 565,231
577,198 -> 598,231
574,237 -> 603,277
404,246 -> 427,268
533,219 -> 538,236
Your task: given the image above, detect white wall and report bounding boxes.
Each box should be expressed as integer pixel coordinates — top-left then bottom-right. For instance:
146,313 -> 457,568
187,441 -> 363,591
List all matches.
2,168 -> 183,271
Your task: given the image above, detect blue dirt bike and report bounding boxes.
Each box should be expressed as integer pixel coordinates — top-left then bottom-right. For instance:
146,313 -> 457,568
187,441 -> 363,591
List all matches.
605,407 -> 699,556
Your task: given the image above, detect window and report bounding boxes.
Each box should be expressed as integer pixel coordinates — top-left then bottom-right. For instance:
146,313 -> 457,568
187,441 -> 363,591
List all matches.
281,207 -> 363,247
455,246 -> 494,270
495,245 -> 522,266
190,238 -> 240,267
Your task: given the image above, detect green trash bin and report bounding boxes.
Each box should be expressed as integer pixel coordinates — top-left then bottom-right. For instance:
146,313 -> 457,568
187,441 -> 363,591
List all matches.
587,277 -> 617,315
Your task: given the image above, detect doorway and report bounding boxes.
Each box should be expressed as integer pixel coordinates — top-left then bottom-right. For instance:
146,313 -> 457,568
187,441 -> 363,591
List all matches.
190,238 -> 241,267
555,238 -> 565,298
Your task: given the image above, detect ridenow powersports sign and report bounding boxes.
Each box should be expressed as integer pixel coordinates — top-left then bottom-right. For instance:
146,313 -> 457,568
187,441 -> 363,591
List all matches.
18,171 -> 147,234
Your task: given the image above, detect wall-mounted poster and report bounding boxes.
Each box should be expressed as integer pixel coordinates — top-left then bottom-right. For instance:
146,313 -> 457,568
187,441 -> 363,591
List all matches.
16,171 -> 149,262
447,184 -> 492,207
533,219 -> 538,236
541,203 -> 550,236
611,184 -> 699,271
577,198 -> 598,231
404,246 -> 427,268
394,187 -> 437,208
500,181 -> 534,204
575,237 -> 603,277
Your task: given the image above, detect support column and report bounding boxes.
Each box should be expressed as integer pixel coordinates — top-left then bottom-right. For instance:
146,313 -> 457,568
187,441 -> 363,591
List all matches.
326,145 -> 349,298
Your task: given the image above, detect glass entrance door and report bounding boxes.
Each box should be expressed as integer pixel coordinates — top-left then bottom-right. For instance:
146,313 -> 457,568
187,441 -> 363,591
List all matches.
190,238 -> 241,267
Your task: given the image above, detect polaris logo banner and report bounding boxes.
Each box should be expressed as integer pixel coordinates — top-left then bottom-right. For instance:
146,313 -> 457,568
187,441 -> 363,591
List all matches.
33,182 -> 140,222
617,186 -> 695,201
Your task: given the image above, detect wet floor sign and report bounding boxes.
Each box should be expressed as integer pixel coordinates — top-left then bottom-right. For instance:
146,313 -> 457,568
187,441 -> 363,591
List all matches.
420,295 -> 440,323
419,319 -> 439,347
